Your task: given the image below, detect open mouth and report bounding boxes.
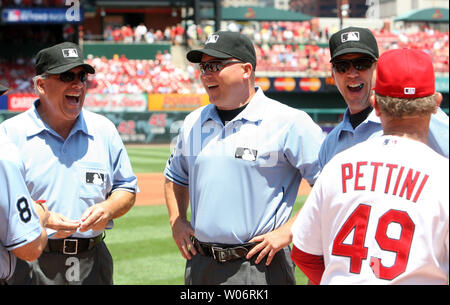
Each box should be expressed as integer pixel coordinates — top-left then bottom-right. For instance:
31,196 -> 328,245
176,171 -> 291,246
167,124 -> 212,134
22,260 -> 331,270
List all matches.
65,93 -> 81,104
348,83 -> 364,92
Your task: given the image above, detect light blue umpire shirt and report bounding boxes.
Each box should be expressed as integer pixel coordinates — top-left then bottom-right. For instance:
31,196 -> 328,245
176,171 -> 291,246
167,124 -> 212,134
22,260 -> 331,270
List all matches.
0,100 -> 138,239
0,138 -> 42,280
318,107 -> 449,170
164,88 -> 325,244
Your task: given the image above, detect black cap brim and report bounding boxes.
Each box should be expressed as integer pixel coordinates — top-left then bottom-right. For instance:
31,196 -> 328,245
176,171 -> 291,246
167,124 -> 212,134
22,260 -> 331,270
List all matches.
330,48 -> 378,62
45,62 -> 95,74
187,48 -> 233,63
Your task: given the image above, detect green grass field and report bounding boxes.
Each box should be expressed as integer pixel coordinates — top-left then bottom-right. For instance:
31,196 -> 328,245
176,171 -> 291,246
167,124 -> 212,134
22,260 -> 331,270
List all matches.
109,145 -> 308,285
126,145 -> 172,173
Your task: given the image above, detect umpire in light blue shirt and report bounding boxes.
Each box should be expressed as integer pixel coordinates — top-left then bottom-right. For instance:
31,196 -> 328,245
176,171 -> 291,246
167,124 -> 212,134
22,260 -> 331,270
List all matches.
318,26 -> 448,170
0,42 -> 138,285
164,31 -> 324,285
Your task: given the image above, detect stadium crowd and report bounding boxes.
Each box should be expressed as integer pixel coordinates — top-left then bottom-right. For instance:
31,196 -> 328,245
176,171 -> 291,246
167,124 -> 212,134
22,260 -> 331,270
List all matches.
100,23 -> 186,45
85,52 -> 205,95
1,21 -> 448,95
254,27 -> 449,74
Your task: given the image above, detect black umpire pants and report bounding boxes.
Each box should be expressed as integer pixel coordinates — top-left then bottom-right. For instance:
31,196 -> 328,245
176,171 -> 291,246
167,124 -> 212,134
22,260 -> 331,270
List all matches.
7,241 -> 113,285
185,246 -> 296,285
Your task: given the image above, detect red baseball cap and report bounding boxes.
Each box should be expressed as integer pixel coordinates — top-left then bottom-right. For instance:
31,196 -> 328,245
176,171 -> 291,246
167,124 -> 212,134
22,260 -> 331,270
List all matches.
374,48 -> 435,98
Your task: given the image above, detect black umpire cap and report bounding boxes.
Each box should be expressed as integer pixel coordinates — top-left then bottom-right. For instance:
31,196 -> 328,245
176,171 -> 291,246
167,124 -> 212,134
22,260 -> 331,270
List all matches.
35,42 -> 95,75
187,31 -> 257,69
329,26 -> 379,62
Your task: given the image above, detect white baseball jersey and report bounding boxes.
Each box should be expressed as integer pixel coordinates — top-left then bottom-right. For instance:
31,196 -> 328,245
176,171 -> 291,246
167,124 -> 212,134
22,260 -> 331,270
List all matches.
0,138 -> 42,280
292,135 -> 449,284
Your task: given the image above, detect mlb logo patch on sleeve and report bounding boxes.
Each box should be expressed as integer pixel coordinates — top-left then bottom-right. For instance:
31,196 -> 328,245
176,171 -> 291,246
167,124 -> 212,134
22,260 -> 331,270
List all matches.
86,172 -> 104,185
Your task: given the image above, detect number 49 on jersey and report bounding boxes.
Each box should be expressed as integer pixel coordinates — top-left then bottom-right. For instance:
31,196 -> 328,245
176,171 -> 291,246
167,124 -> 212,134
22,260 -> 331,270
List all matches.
332,204 -> 415,281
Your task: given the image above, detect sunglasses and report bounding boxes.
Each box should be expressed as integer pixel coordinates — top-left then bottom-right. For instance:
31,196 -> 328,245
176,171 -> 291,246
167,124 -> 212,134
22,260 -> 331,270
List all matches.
53,71 -> 88,83
198,60 -> 243,74
332,58 -> 376,73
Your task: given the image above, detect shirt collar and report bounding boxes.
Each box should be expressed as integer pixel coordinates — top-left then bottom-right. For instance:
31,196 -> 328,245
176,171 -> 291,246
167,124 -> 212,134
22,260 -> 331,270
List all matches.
338,107 -> 381,135
26,99 -> 91,138
200,87 -> 266,126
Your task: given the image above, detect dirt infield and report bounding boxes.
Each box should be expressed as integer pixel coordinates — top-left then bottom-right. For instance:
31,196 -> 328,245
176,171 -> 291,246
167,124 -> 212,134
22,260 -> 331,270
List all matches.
135,173 -> 312,206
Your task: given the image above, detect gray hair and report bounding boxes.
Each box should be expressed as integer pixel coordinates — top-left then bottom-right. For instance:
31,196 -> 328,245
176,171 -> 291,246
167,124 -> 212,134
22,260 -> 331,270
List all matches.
375,93 -> 437,118
32,74 -> 48,95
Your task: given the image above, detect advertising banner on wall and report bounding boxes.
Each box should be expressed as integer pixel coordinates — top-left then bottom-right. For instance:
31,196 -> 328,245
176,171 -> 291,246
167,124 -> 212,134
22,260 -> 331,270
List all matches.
84,93 -> 148,112
1,7 -> 83,24
255,76 -> 339,93
148,93 -> 210,111
0,110 -> 185,144
8,93 -> 37,111
255,76 -> 448,93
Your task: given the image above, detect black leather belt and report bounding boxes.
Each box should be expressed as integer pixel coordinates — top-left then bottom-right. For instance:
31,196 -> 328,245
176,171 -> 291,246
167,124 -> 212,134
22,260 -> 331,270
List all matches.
192,237 -> 258,263
45,234 -> 104,255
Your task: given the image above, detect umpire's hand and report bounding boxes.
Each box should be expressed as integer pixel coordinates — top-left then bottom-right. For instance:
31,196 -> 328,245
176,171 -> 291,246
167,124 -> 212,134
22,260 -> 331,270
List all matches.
170,216 -> 196,260
246,215 -> 297,265
165,179 -> 196,260
46,211 -> 80,239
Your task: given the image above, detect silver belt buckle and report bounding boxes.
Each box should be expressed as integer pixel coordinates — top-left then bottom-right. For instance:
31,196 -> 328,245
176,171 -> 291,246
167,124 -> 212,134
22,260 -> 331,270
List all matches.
211,246 -> 227,263
63,239 -> 78,255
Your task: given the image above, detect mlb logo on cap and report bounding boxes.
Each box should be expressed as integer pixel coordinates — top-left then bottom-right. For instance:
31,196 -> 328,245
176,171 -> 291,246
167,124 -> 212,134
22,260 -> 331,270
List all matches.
206,35 -> 219,44
62,48 -> 79,58
329,26 -> 379,62
341,32 -> 360,43
404,88 -> 416,95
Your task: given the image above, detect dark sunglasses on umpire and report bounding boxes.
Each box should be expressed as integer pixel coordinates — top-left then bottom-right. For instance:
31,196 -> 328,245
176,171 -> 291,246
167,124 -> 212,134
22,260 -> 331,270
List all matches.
332,58 -> 376,73
199,60 -> 243,74
58,70 -> 88,83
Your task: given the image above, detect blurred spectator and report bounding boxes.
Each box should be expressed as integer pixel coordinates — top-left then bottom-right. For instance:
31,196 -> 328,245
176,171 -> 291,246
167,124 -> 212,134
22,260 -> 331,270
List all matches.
121,25 -> 133,43
135,23 -> 147,43
112,26 -> 122,42
173,23 -> 185,45
103,25 -> 113,41
145,30 -> 155,43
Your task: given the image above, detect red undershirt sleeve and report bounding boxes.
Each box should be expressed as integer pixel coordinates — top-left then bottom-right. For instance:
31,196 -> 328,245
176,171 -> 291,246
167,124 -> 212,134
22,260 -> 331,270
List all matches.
291,245 -> 325,285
